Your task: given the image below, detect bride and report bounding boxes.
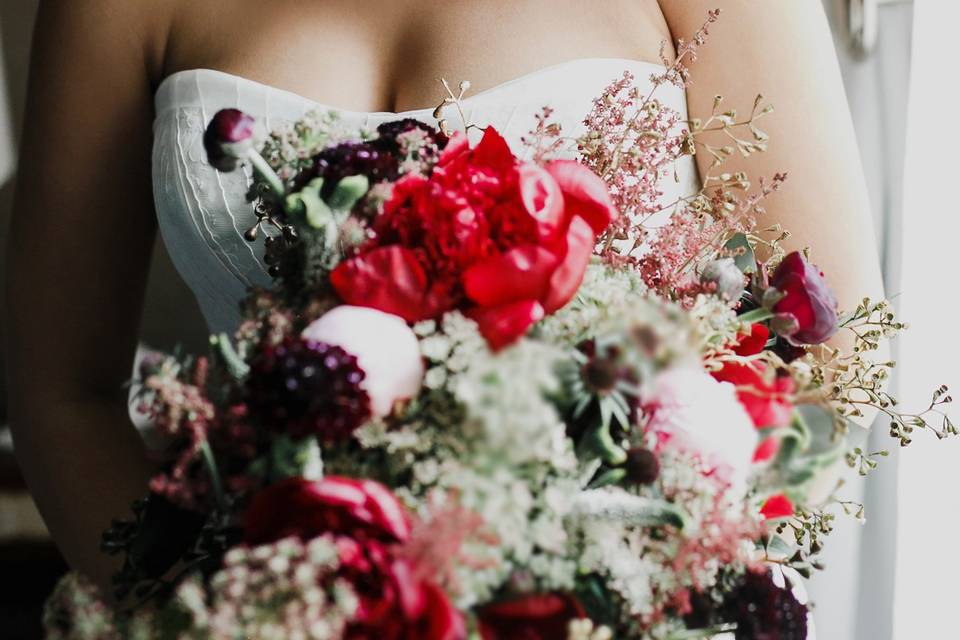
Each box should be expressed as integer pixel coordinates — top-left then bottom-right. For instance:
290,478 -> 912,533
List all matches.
4,0 -> 882,599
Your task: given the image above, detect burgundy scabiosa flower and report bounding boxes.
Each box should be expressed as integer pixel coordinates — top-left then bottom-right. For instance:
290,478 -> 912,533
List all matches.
204,108 -> 257,171
308,141 -> 400,195
769,251 -> 839,346
246,336 -> 371,442
723,570 -> 808,640
373,117 -> 448,150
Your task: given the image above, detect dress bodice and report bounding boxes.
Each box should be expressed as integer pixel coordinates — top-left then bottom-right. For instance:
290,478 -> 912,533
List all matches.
152,58 -> 699,334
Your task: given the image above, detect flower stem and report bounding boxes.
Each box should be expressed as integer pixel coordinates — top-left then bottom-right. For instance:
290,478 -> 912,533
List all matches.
738,307 -> 775,324
199,440 -> 226,511
246,149 -> 286,199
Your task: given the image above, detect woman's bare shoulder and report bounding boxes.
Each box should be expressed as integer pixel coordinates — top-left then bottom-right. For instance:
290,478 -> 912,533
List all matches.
36,0 -> 178,83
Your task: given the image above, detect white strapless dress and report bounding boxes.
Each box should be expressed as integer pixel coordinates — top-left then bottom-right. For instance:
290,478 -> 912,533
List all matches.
152,58 -> 700,335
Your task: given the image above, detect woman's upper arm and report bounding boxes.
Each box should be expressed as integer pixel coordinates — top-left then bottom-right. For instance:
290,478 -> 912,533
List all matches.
6,0 -> 170,405
658,1 -> 885,313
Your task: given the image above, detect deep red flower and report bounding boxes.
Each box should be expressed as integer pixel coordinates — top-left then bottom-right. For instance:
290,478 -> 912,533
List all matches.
734,323 -> 771,356
244,477 -> 465,640
769,252 -> 839,346
337,542 -> 465,640
760,494 -> 795,520
477,592 -> 586,640
712,361 -> 794,430
330,127 -> 617,349
243,476 -> 410,546
753,435 -> 781,463
204,108 -> 256,171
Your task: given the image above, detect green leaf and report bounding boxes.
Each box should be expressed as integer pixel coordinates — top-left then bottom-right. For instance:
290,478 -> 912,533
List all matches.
269,435 -> 324,482
327,174 -> 369,210
302,187 -> 334,230
575,573 -> 621,628
771,405 -> 849,489
764,534 -> 796,560
580,423 -> 627,465
796,404 -> 847,467
587,467 -> 627,489
724,232 -> 756,274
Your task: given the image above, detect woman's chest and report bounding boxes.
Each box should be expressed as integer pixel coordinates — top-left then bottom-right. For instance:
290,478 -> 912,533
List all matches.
163,0 -> 673,113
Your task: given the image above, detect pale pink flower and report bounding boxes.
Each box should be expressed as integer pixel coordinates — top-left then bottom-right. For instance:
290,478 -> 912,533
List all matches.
645,368 -> 758,496
302,306 -> 424,417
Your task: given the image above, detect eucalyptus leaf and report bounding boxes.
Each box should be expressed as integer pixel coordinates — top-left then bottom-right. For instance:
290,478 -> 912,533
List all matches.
764,533 -> 796,560
796,404 -> 847,466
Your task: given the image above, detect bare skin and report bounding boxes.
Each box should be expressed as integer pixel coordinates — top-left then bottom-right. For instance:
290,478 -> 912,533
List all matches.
5,0 -> 882,590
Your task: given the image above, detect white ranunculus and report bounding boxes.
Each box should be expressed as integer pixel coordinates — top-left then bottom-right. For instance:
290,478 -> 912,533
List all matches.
646,367 -> 758,496
302,306 -> 424,417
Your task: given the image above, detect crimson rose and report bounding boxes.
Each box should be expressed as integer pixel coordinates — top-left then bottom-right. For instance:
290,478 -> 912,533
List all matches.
769,251 -> 839,346
477,592 -> 586,639
244,477 -> 464,640
330,127 -> 617,349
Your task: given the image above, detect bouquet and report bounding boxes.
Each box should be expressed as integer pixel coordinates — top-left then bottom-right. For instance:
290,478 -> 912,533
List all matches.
45,12 -> 953,640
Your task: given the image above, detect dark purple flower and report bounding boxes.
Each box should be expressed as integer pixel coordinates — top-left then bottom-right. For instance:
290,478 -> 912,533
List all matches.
304,141 -> 399,196
203,108 -> 256,171
723,570 -> 808,640
246,336 -> 371,442
625,447 -> 660,485
769,252 -> 839,346
374,118 -> 448,149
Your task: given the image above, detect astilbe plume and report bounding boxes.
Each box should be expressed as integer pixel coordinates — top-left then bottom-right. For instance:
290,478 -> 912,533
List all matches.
650,9 -> 722,89
664,495 -> 765,618
234,288 -> 296,355
139,356 -> 217,510
396,492 -> 500,598
638,172 -> 787,304
521,106 -> 567,163
579,72 -> 686,256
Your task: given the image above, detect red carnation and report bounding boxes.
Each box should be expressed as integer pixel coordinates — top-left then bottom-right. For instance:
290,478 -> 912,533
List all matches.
330,127 -> 617,349
769,252 -> 839,346
477,592 -> 586,640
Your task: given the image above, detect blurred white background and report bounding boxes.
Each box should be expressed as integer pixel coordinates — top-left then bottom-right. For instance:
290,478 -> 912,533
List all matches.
0,1 -> 957,638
